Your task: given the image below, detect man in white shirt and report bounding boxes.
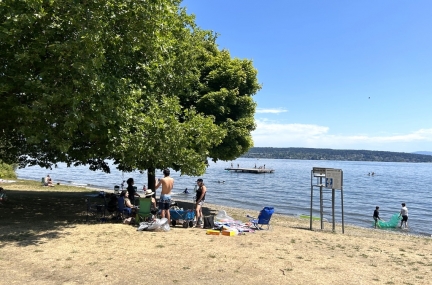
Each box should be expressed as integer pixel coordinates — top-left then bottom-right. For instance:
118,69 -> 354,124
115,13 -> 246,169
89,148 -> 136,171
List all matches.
399,203 -> 408,228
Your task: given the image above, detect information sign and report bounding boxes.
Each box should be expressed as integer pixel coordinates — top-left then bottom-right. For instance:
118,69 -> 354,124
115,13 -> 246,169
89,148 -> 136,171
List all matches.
325,169 -> 342,189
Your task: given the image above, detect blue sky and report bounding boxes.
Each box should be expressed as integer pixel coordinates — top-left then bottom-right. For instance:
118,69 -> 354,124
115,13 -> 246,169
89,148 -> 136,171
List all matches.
181,1 -> 432,152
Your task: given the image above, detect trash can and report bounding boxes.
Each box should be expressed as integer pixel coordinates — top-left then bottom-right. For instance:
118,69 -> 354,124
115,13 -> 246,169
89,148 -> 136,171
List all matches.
114,185 -> 120,194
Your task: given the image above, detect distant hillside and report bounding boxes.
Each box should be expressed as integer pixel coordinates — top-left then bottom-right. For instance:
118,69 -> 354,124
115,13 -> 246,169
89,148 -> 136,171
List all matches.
241,147 -> 432,163
413,151 -> 432,156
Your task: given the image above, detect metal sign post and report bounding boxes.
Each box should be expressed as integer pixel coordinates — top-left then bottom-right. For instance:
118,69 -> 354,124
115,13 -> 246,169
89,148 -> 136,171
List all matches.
310,167 -> 344,233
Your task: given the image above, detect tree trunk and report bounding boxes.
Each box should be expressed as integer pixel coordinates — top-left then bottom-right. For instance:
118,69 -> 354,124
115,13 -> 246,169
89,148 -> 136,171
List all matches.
147,167 -> 156,198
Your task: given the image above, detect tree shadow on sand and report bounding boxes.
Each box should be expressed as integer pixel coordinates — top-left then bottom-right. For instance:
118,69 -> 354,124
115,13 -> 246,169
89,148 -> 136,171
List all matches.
0,189 -> 217,247
0,189 -> 112,247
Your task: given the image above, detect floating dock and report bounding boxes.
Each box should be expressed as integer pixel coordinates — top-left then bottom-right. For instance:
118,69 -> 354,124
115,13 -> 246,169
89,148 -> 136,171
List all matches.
224,167 -> 274,173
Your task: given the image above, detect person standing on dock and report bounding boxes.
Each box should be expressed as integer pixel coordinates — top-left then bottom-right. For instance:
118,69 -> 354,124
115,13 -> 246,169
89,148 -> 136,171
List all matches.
231,163 -> 233,168
237,164 -> 239,168
399,203 -> 408,229
373,206 -> 381,228
264,164 -> 266,169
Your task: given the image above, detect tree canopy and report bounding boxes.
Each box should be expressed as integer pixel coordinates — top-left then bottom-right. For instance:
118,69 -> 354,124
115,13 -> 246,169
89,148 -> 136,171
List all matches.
0,0 -> 261,178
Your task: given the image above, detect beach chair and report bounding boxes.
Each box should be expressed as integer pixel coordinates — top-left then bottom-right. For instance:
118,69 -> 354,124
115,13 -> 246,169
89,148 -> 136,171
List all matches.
247,207 -> 274,230
85,198 -> 106,223
117,196 -> 131,220
136,198 -> 153,224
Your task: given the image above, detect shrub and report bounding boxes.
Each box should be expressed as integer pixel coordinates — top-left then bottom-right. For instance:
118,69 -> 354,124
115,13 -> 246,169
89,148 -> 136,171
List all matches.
0,161 -> 17,179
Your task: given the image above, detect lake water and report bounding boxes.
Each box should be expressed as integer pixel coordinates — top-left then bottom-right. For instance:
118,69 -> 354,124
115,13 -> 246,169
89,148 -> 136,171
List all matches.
16,158 -> 432,236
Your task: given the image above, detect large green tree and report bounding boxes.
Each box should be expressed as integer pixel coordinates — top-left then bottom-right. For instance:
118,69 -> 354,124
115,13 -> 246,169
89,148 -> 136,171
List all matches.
190,44 -> 261,161
0,0 -> 260,186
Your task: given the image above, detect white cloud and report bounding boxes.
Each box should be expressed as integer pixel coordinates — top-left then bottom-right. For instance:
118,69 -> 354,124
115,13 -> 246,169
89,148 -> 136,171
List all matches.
251,120 -> 432,152
256,108 -> 288,114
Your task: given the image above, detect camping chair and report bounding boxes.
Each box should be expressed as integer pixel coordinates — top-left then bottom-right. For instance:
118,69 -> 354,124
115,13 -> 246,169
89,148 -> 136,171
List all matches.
105,194 -> 118,218
117,196 -> 131,221
136,198 -> 153,224
247,207 -> 275,230
85,198 -> 106,223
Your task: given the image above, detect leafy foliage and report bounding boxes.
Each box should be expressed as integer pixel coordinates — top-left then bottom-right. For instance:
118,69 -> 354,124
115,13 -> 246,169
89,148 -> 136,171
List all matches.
0,0 -> 259,177
0,161 -> 17,179
180,44 -> 261,161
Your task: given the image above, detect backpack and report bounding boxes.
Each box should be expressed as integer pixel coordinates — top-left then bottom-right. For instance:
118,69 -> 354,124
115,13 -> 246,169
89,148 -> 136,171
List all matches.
203,215 -> 215,229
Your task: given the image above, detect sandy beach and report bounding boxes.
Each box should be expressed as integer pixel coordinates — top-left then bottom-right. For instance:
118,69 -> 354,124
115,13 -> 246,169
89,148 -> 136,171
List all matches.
1,180 -> 431,284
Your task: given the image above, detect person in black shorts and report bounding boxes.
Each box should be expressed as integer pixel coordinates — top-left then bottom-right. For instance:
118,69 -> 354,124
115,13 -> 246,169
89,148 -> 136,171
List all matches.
399,203 -> 408,228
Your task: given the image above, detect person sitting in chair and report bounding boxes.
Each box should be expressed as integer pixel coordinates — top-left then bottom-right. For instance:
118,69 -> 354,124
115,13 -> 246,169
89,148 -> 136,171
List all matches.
144,189 -> 158,215
120,190 -> 137,216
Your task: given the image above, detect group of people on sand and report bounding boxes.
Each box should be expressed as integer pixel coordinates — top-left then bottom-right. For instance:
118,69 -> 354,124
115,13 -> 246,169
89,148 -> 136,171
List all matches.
118,177 -> 157,220
373,203 -> 409,229
119,169 -> 208,228
154,169 -> 207,228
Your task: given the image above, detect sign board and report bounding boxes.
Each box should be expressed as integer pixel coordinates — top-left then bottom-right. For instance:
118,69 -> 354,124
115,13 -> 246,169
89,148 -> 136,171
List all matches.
312,167 -> 327,175
325,169 -> 342,189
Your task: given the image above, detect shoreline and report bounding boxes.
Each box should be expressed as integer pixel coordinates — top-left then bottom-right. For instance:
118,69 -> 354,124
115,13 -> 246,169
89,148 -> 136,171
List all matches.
16,160 -> 432,238
169,196 -> 432,239
10,178 -> 430,239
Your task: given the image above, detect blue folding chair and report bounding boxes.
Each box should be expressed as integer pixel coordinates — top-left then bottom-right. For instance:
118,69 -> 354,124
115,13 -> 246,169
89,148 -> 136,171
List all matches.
247,207 -> 275,230
117,196 -> 131,220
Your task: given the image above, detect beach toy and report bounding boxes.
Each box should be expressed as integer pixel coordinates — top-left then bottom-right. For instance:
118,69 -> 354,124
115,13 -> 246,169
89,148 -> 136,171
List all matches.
206,229 -> 220,235
221,230 -> 236,236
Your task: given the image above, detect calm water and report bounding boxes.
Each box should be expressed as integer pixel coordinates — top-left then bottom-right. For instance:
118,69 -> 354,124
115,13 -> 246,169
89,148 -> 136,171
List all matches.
16,158 -> 432,236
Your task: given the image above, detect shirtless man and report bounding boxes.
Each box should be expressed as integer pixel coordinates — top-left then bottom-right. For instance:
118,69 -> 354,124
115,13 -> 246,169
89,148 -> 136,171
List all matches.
155,169 -> 174,221
45,175 -> 54,187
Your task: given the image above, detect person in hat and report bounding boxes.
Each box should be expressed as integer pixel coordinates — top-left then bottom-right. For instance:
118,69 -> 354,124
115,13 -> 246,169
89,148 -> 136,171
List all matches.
155,169 -> 174,221
195,178 -> 207,227
144,189 -> 157,209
